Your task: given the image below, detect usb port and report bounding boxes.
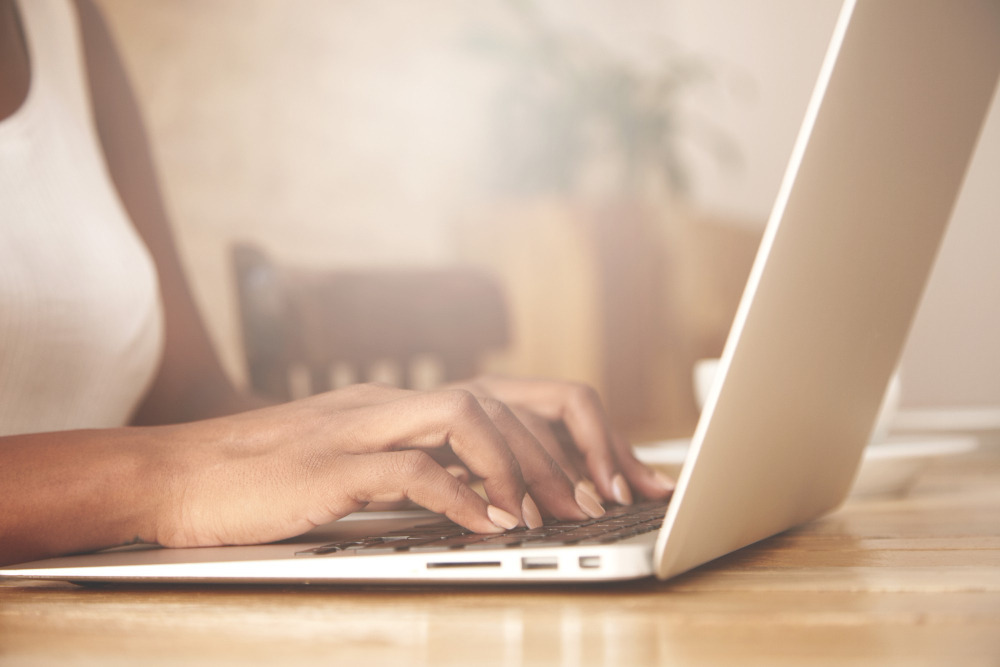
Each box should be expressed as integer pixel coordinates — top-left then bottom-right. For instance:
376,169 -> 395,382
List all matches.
521,556 -> 558,570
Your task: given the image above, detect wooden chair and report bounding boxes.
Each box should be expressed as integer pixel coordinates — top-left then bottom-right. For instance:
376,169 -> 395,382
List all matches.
232,242 -> 510,401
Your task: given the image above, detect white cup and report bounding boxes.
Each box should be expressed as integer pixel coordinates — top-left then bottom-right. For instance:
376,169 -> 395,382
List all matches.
692,358 -> 721,412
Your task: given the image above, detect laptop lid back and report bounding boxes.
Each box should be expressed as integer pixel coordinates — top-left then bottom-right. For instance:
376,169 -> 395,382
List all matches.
655,0 -> 1000,580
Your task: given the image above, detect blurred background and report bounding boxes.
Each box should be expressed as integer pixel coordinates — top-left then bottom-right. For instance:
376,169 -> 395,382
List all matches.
96,0 -> 999,441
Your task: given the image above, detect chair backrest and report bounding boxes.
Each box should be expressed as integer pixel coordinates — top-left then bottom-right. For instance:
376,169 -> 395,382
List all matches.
232,243 -> 510,400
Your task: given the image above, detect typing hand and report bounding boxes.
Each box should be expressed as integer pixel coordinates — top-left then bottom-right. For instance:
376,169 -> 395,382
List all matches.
451,376 -> 675,509
154,380 -> 639,549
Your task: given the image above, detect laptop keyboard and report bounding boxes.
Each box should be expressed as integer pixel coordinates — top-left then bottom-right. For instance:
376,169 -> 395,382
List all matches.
295,498 -> 669,557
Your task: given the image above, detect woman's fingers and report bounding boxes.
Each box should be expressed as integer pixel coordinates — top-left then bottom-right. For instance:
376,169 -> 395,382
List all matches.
335,389 -> 528,523
463,377 -> 619,497
332,388 -> 588,527
359,459 -> 478,511
510,407 -> 586,483
474,398 -> 590,523
335,450 -> 507,534
509,406 -> 606,519
466,376 -> 674,504
611,431 -> 675,500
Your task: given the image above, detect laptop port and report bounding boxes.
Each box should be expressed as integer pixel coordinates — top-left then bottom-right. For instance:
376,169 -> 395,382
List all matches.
426,561 -> 501,569
521,556 -> 558,570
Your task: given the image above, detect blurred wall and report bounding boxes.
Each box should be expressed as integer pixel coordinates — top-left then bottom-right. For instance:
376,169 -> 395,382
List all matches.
97,0 -> 999,434
97,0 -> 501,383
96,0 -> 692,436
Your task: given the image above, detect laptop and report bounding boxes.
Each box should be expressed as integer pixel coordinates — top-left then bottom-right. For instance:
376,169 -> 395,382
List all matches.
3,0 -> 998,585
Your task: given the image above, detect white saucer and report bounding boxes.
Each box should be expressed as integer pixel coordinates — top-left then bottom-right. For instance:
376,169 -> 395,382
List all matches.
634,434 -> 979,498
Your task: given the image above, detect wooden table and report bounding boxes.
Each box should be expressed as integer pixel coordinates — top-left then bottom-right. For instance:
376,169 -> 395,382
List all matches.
2,443 -> 998,666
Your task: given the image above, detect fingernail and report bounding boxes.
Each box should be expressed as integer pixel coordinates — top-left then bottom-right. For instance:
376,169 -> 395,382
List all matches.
652,470 -> 675,492
611,473 -> 633,506
574,481 -> 605,518
521,494 -> 543,529
487,504 -> 520,531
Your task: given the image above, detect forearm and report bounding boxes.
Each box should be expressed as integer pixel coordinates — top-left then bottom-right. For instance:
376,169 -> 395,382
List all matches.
0,427 -> 173,566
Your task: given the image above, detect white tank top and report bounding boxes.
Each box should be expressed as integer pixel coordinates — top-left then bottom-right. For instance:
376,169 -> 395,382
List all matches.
0,0 -> 164,436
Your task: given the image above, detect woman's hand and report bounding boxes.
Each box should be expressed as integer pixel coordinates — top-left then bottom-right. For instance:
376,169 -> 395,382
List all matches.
451,376 -> 675,509
153,380 -> 666,550
0,377 -> 674,565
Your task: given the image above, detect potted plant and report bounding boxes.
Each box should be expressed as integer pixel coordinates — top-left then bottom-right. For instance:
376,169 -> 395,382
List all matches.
461,0 -> 738,435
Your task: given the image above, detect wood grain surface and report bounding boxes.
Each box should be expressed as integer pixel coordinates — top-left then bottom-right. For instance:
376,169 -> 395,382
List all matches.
2,444 -> 998,666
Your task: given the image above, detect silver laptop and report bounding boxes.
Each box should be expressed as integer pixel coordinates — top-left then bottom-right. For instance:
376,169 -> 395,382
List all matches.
3,0 -> 998,585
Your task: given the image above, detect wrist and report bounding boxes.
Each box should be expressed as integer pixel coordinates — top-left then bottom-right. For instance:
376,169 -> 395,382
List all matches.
134,422 -> 201,549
